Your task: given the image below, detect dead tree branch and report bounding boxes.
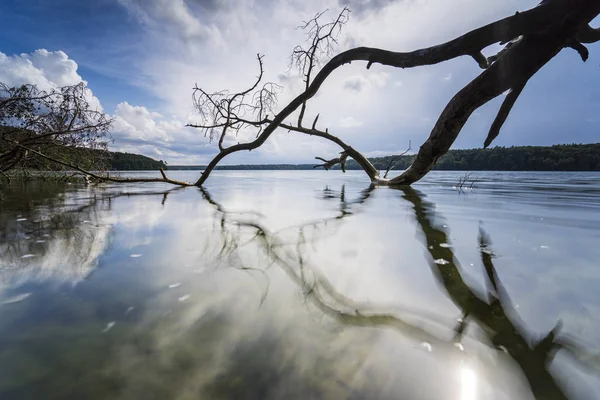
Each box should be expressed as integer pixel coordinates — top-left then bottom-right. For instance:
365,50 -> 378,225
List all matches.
456,172 -> 472,191
187,54 -> 282,149
577,24 -> 600,43
382,141 -> 412,179
292,7 -> 350,128
279,122 -> 379,180
313,151 -> 348,171
189,8 -> 382,184
484,83 -> 526,148
186,0 -> 600,187
6,140 -> 193,186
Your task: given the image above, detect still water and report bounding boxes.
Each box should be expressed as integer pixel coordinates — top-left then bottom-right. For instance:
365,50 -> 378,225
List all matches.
1,171 -> 600,399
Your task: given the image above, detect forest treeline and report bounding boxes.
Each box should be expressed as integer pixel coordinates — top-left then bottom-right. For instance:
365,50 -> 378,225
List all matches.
0,135 -> 167,171
349,143 -> 600,172
167,143 -> 600,171
106,151 -> 167,170
9,143 -> 600,171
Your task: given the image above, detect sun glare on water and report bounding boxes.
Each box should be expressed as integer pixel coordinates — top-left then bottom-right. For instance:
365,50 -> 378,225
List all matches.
460,366 -> 477,400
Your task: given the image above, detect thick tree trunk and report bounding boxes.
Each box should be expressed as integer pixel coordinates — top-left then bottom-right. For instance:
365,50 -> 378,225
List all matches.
385,3 -> 600,185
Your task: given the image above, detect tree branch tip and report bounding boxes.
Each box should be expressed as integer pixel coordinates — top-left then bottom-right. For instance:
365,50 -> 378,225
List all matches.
568,41 -> 589,62
312,114 -> 320,129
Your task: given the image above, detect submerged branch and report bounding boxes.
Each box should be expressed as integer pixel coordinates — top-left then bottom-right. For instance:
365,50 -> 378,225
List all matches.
7,141 -> 193,186
313,152 -> 348,171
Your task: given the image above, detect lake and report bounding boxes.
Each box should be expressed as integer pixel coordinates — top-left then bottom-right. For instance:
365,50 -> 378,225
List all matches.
1,170 -> 600,400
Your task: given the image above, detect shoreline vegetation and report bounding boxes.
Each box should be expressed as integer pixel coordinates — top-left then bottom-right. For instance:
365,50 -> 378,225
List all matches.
167,143 -> 600,172
1,143 -> 599,178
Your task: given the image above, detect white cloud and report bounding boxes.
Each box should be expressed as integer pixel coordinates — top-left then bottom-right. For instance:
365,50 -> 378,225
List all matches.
110,101 -> 222,163
25,49 -> 83,87
118,0 -> 217,42
369,71 -> 390,87
0,48 -> 206,163
343,72 -> 390,91
339,116 -> 363,128
343,75 -> 371,91
114,102 -> 172,142
0,49 -> 208,163
0,49 -> 103,111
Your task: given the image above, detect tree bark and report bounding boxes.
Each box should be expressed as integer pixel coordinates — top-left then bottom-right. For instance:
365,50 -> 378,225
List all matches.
388,2 -> 600,185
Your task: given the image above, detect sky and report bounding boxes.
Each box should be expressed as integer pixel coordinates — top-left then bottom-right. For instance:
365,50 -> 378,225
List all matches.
0,0 -> 599,165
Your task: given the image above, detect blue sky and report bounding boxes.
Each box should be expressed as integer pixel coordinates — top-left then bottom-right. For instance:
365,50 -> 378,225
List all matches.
1,0 -> 599,164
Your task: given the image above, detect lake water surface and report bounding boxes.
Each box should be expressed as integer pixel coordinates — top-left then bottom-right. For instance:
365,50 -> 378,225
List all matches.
1,171 -> 600,399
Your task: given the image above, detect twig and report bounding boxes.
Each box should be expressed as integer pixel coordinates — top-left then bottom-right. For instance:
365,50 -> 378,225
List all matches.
383,141 -> 412,179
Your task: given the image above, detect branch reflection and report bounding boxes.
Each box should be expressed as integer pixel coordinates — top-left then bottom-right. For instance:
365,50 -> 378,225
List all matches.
0,182 -> 182,288
201,185 -> 599,400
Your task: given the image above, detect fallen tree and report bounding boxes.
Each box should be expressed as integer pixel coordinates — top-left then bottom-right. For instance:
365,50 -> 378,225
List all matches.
4,0 -> 599,187
187,0 -> 600,187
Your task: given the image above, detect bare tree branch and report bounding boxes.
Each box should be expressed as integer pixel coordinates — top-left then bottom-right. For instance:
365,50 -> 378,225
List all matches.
484,83 -> 526,148
189,1 -> 600,187
292,7 -> 350,127
383,141 -> 412,179
187,54 -> 282,150
313,152 -> 348,171
6,140 -> 193,186
567,40 -> 590,61
279,122 -> 380,180
577,24 -> 600,43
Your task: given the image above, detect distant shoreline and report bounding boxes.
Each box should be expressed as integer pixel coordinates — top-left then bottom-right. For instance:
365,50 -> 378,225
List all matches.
164,143 -> 600,172
162,167 -> 600,172
14,143 -> 598,172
